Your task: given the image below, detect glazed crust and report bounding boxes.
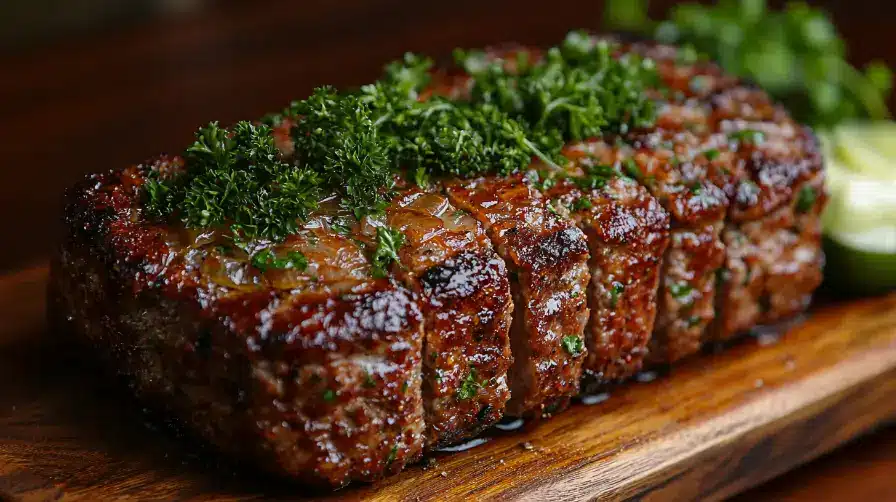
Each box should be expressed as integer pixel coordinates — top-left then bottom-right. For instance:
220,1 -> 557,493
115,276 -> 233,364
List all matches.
444,175 -> 590,417
50,164 -> 426,488
50,33 -> 827,487
382,188 -> 514,447
544,168 -> 669,386
433,37 -> 825,360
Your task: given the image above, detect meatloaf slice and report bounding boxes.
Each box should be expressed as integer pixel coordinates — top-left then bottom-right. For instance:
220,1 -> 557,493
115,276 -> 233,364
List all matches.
570,132 -> 729,363
350,186 -> 514,448
539,154 -> 670,387
48,159 -> 426,488
707,86 -> 827,338
444,174 -> 590,417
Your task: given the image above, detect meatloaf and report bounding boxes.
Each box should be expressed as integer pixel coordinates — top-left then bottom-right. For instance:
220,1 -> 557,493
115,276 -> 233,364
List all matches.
49,33 -> 826,488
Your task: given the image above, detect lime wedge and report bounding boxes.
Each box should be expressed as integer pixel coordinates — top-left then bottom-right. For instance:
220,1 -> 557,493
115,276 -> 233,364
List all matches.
820,121 -> 896,294
831,122 -> 896,180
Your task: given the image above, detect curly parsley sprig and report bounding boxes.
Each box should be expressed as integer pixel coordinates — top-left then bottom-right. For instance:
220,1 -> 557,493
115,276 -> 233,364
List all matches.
455,30 -> 659,142
144,121 -> 320,241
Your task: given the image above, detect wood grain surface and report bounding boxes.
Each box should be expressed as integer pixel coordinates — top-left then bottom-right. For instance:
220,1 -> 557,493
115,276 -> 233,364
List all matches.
1,266 -> 895,501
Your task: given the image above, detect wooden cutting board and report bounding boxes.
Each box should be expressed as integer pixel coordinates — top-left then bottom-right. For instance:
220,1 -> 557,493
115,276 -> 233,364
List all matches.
1,265 -> 895,501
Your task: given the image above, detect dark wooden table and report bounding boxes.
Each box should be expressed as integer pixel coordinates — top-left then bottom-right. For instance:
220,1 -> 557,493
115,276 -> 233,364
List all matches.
1,0 -> 894,499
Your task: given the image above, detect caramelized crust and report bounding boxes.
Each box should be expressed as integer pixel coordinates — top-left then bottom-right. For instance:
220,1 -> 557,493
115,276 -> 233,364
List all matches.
444,175 -> 590,417
363,188 -> 514,448
50,33 -> 828,487
545,170 -> 669,386
49,162 -> 426,487
432,37 -> 825,360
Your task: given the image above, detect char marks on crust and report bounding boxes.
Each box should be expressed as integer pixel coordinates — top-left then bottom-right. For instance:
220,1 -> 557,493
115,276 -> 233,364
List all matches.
545,169 -> 670,386
54,162 -> 427,487
376,187 -> 513,448
444,174 -> 590,417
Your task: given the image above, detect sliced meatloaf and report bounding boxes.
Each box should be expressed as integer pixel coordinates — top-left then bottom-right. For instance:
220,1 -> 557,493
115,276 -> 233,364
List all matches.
274,120 -> 515,447
444,175 -> 591,417
433,37 -> 826,362
354,185 -> 514,447
539,152 -> 670,387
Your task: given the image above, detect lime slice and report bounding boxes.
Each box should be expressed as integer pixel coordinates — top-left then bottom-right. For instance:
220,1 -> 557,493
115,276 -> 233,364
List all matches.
832,122 -> 896,180
820,121 -> 896,295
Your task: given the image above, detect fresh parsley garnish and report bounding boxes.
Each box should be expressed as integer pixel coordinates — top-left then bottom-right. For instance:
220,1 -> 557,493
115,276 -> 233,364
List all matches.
457,369 -> 482,401
728,129 -> 766,145
610,281 -> 625,308
371,226 -> 405,278
604,0 -> 893,127
250,249 -> 308,273
289,87 -> 394,220
457,31 -> 658,142
796,185 -> 817,213
668,282 -> 694,300
144,121 -> 320,241
561,335 -> 585,356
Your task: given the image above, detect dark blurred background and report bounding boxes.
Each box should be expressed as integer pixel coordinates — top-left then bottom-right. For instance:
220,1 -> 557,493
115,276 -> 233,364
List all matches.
1,0 -> 894,274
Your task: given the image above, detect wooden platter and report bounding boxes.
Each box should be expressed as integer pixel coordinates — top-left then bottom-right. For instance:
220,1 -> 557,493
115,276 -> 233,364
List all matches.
1,265 -> 895,501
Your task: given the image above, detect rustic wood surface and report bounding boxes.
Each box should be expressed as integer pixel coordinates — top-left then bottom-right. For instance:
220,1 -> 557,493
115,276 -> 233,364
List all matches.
1,266 -> 895,501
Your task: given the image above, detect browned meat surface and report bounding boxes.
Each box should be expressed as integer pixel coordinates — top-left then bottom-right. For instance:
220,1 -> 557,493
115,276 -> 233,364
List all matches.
354,187 -> 514,448
541,149 -> 670,386
49,160 -> 426,488
444,175 -> 590,417
275,120 -> 514,448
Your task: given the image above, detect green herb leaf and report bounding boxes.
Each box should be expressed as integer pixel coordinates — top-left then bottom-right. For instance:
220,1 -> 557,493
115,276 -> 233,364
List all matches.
251,249 -> 309,273
796,185 -> 817,213
371,226 -> 405,278
728,129 -> 766,145
458,32 -> 658,142
561,335 -> 585,356
457,369 -> 481,400
144,121 -> 320,242
572,197 -> 593,211
610,281 -> 625,308
290,87 -> 394,220
604,0 -> 893,126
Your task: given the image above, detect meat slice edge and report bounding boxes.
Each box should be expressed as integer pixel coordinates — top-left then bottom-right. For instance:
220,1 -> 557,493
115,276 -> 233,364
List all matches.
444,174 -> 590,417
